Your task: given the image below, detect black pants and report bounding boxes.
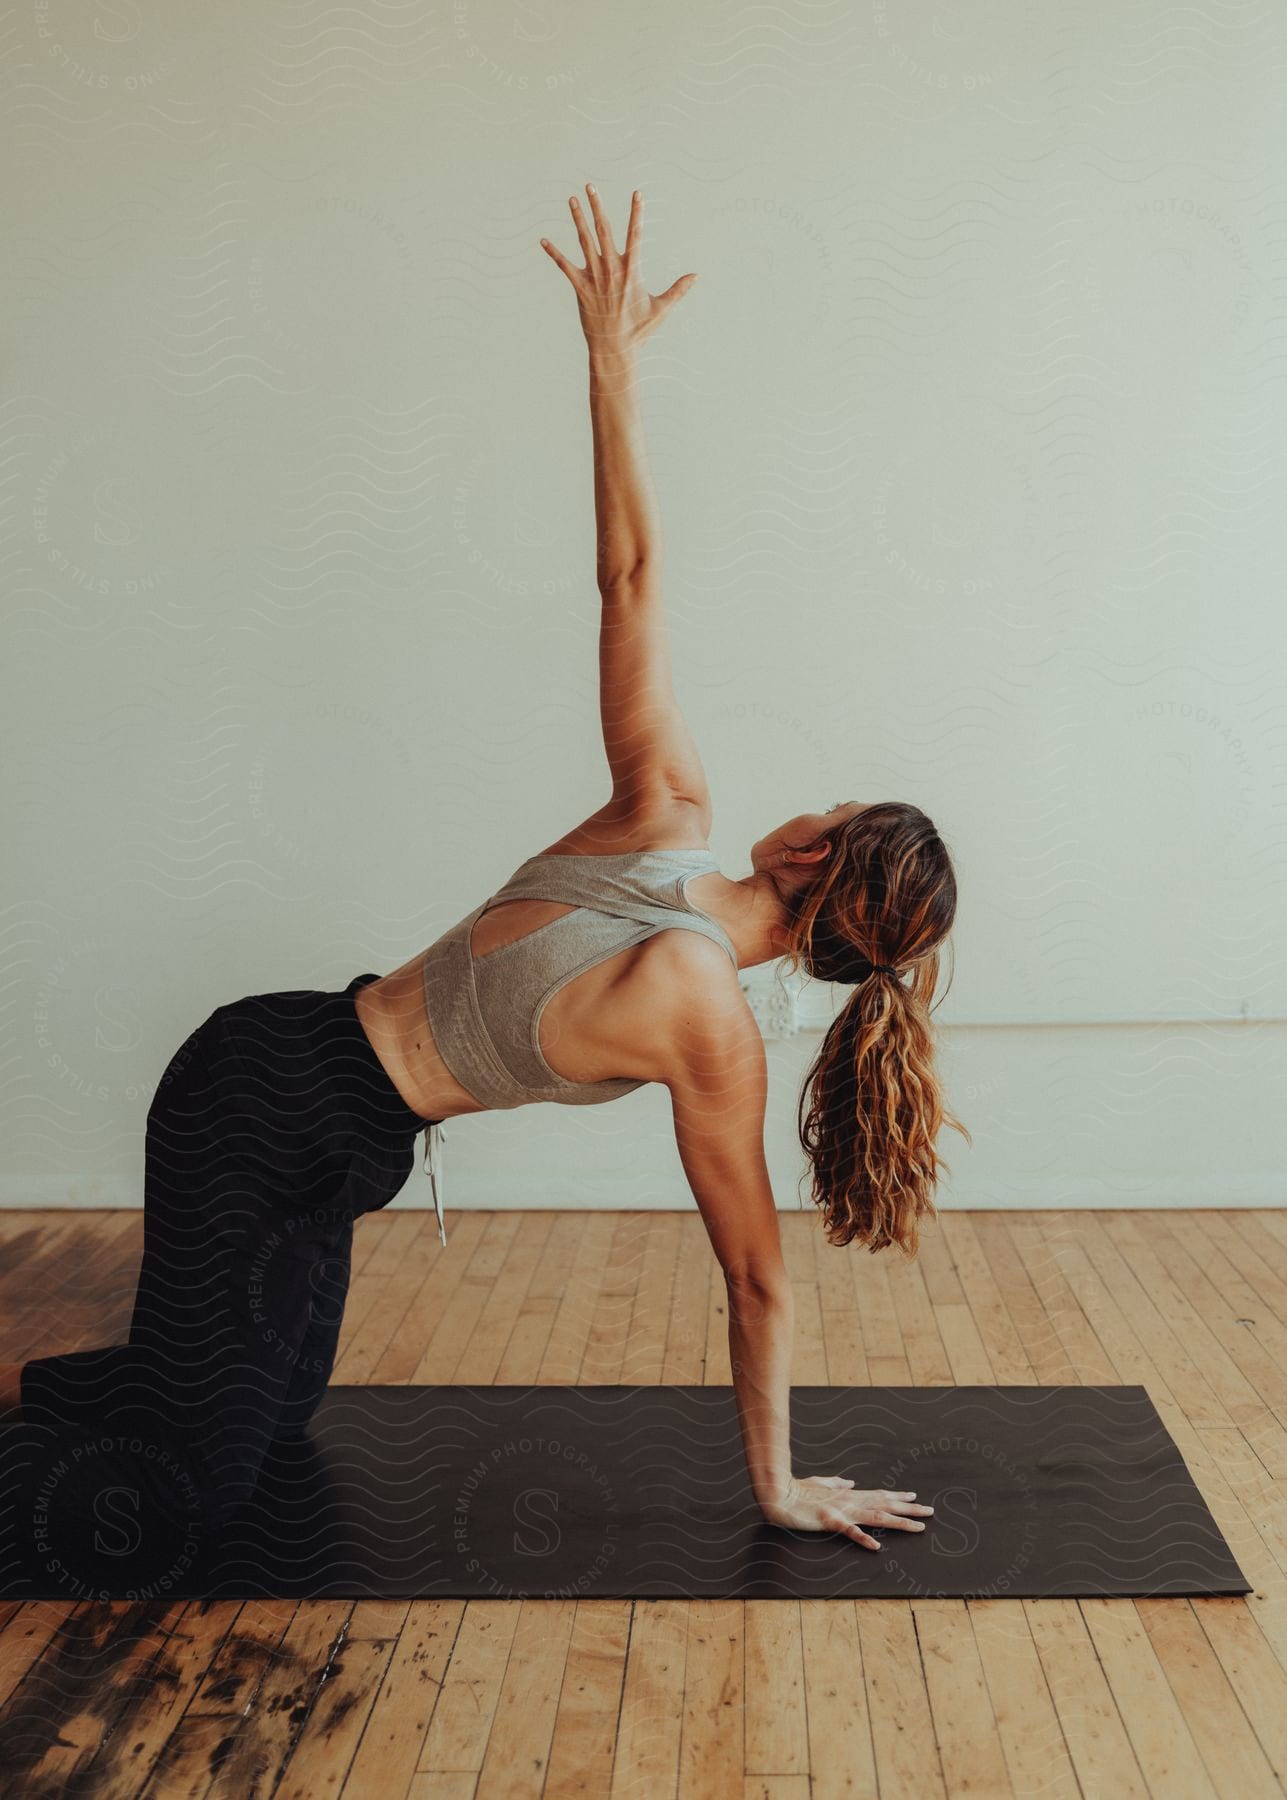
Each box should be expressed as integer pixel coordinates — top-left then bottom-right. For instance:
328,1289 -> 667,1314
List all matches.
17,974 -> 435,1589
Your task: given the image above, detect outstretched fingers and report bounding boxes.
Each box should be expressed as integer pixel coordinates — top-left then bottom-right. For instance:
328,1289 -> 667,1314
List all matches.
540,187 -> 628,289
822,1509 -> 882,1551
583,182 -> 618,261
874,1509 -> 930,1530
872,1489 -> 934,1529
568,192 -> 596,268
539,235 -> 582,289
622,188 -> 643,268
834,1489 -> 935,1549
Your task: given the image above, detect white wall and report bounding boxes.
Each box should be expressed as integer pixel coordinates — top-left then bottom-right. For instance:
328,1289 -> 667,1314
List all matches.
4,4 -> 1285,1212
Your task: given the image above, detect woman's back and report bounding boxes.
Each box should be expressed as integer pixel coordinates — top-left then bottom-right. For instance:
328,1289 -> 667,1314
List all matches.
421,844 -> 740,1113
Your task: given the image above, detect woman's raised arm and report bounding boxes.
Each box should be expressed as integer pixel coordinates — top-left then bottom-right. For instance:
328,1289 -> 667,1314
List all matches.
541,185 -> 707,810
542,186 -> 692,583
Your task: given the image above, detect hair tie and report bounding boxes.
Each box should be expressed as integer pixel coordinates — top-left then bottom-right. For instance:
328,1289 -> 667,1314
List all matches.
838,958 -> 899,984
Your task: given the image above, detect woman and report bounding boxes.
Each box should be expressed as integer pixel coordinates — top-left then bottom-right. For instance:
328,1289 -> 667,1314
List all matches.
3,185 -> 960,1567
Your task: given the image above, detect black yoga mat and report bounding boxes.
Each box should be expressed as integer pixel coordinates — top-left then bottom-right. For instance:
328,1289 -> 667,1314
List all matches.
0,1385 -> 1249,1601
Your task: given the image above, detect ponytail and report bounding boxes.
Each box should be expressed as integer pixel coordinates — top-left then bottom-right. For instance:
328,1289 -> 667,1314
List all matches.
782,802 -> 970,1256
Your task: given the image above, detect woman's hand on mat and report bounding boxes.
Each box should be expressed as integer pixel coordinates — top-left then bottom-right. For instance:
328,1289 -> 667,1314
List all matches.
540,184 -> 697,353
759,1476 -> 934,1548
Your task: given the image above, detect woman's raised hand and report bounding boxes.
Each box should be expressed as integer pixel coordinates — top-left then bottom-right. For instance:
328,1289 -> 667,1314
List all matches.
759,1476 -> 935,1549
541,184 -> 697,353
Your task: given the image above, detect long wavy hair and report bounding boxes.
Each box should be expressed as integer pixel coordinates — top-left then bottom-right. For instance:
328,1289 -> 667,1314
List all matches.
781,801 -> 970,1257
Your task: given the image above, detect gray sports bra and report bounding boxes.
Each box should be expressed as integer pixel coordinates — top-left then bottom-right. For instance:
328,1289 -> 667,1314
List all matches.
420,846 -> 739,1115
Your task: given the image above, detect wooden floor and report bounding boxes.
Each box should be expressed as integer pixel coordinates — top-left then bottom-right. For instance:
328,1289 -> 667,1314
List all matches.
1,1206 -> 1286,1798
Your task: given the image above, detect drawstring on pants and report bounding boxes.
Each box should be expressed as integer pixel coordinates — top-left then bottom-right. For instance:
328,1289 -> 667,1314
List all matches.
422,1120 -> 448,1246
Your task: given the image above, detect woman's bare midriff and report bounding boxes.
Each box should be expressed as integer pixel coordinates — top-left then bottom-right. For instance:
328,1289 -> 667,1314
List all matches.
351,864 -> 735,1123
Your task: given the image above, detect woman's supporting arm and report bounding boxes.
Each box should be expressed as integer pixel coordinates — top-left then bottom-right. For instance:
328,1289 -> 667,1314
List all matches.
726,1278 -> 796,1506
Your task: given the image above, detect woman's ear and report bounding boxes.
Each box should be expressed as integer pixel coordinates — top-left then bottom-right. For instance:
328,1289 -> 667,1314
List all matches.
787,839 -> 831,865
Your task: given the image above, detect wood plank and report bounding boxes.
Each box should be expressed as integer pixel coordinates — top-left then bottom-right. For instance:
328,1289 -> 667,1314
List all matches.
1077,1599 -> 1217,1799
342,1601 -> 465,1795
185,1598 -> 299,1715
970,1215 -> 1071,1383
539,1213 -> 620,1386
494,1292 -> 560,1386
1160,1218 -> 1287,1422
780,1215 -> 815,1289
543,1599 -> 631,1798
1024,1597 -> 1148,1798
663,1215 -> 713,1384
474,1599 -> 576,1795
937,1214 -> 1035,1384
0,1600 -> 78,1708
453,1211 -> 556,1386
1172,1214 -> 1287,1344
362,1211 -> 430,1281
347,1600 -> 411,1640
609,1598 -> 686,1799
1190,1594 -> 1287,1781
910,1598 -> 1011,1796
141,1599 -> 299,1796
1193,1435 -> 1287,1587
620,1211 -> 684,1384
582,1214 -> 651,1387
205,1600 -> 355,1796
811,1213 -> 853,1316
372,1209 -> 494,1383
745,1602 -> 807,1776
790,1272 -> 828,1386
799,1601 -> 877,1800
676,1600 -> 743,1800
1229,1213 -> 1287,1305
1135,1596 -> 1281,1796
1005,1215 -> 1115,1383
706,1255 -> 732,1386
416,1602 -> 521,1776
1037,1236 -> 1187,1424
496,1215 -> 582,1384
0,1602 -> 173,1792
275,1628 -> 401,1800
412,1216 -> 522,1385
406,1776 -> 477,1800
933,1303 -> 996,1386
915,1219 -> 968,1307
968,1598 -> 1079,1798
1094,1216 -> 1287,1468
330,1221 -> 458,1385
849,1252 -> 910,1387
818,1305 -> 869,1386
1075,1217 -> 1236,1432
858,1599 -> 944,1796
527,1214 -> 587,1303
81,1600 -> 244,1800
141,1711 -> 239,1798
329,1215 -> 427,1358
1087,1217 -> 1287,1476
